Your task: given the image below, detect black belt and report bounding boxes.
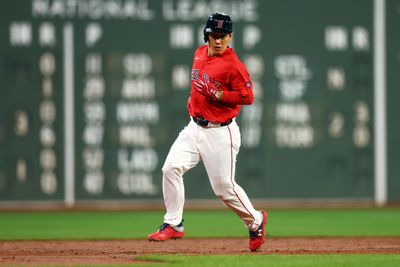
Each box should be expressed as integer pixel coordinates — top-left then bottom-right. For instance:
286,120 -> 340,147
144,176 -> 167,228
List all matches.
192,117 -> 232,128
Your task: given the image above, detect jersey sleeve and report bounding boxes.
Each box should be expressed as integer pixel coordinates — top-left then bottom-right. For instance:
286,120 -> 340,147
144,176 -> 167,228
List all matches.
220,63 -> 254,105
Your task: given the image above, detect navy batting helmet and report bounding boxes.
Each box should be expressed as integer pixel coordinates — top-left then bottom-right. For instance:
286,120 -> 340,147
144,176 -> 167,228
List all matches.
203,13 -> 233,42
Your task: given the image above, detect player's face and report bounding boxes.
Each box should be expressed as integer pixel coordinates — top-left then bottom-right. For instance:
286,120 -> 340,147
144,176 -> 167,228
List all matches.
207,33 -> 232,56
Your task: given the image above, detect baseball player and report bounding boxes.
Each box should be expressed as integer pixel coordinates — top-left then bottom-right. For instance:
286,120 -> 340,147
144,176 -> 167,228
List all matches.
148,12 -> 267,251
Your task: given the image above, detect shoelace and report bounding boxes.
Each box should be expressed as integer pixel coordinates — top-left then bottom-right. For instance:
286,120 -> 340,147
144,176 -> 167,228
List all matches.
158,223 -> 170,232
249,228 -> 262,239
158,221 -> 184,232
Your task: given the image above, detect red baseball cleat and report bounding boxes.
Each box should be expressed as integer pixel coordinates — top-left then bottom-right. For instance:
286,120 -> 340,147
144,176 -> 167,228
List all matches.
249,210 -> 268,251
148,222 -> 184,242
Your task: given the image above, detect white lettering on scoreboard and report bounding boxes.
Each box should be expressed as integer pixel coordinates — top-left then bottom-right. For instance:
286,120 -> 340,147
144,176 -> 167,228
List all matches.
31,0 -> 258,21
274,55 -> 314,149
115,53 -> 159,195
325,24 -> 371,148
39,51 -> 58,194
241,54 -> 264,148
79,35 -> 159,196
82,52 -> 105,195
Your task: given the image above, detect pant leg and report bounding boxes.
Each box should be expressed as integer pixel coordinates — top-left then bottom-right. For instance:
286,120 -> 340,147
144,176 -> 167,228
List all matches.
162,122 -> 200,226
198,121 -> 262,231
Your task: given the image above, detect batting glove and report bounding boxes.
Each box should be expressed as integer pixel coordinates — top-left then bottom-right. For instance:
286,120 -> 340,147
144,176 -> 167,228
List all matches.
193,79 -> 223,101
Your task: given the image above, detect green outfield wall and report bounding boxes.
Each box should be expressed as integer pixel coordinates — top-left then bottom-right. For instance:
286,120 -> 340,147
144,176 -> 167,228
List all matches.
0,0 -> 397,204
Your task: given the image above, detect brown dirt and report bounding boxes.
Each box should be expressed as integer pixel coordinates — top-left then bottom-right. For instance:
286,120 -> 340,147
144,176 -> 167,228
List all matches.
1,237 -> 399,266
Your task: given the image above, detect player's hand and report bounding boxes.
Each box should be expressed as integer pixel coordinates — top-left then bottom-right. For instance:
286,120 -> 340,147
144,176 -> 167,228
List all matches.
193,79 -> 223,101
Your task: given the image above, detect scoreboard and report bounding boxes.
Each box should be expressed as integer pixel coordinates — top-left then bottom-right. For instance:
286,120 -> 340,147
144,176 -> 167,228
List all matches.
0,0 -> 380,204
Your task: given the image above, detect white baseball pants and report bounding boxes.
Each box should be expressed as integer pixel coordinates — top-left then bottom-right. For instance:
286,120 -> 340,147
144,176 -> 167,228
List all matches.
162,118 -> 263,231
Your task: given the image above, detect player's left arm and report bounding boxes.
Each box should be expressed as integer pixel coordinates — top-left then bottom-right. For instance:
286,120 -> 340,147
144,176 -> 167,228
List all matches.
193,65 -> 254,105
219,67 -> 254,105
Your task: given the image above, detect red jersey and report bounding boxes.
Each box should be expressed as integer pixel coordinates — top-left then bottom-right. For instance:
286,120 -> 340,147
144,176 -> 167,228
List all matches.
188,45 -> 254,123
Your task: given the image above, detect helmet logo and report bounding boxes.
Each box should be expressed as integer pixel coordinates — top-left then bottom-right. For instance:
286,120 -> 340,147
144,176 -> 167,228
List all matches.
203,13 -> 232,43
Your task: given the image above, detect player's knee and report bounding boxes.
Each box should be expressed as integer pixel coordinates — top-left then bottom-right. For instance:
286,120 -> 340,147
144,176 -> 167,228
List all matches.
212,178 -> 235,198
162,162 -> 182,178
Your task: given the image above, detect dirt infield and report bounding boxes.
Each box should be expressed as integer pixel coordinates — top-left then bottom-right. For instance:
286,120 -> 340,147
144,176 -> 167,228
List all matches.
1,237 -> 400,265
